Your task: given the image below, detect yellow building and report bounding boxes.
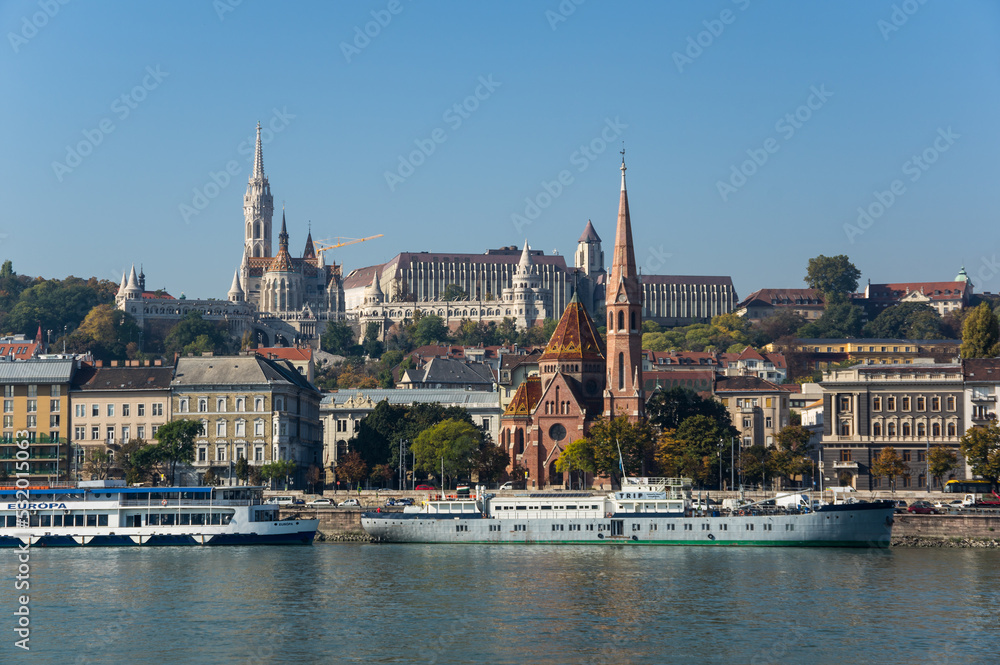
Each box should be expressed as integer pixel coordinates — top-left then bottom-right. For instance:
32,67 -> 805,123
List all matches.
0,358 -> 76,481
766,338 -> 961,369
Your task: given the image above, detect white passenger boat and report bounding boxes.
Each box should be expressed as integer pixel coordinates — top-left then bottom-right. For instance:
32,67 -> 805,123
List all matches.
362,477 -> 894,548
1,480 -> 318,547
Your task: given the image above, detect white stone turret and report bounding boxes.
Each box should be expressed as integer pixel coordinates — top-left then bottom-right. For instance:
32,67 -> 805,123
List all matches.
124,265 -> 142,300
363,270 -> 384,306
228,269 -> 245,302
503,240 -> 550,328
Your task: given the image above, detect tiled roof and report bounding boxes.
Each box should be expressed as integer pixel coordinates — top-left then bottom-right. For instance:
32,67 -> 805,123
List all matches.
714,376 -> 785,392
867,281 -> 971,301
73,365 -> 174,391
738,288 -> 824,309
256,347 -> 312,363
504,375 -> 542,416
578,220 -> 601,243
343,264 -> 385,290
267,246 -> 295,272
962,358 -> 1000,380
172,356 -> 316,392
540,295 -> 604,362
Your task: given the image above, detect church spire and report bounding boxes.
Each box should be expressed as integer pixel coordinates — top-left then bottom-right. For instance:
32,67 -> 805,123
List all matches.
611,150 -> 637,287
252,121 -> 265,180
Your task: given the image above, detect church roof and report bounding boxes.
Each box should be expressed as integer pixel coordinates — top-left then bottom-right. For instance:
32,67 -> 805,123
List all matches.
267,246 -> 295,272
539,293 -> 605,362
504,375 -> 542,417
303,231 -> 316,261
578,219 -> 601,243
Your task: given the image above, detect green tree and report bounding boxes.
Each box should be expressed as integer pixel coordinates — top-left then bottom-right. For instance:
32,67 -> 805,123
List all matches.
5,276 -> 115,339
83,448 -> 114,480
804,254 -> 861,301
496,318 -> 518,344
646,386 -> 736,435
870,446 -> 908,492
797,301 -> 865,339
412,314 -> 449,346
235,456 -> 249,485
863,302 -> 943,339
362,322 -> 384,359
585,416 -> 655,487
165,312 -> 229,356
111,437 -> 156,484
475,438 -> 510,483
442,284 -> 468,301
927,446 -> 959,489
739,444 -> 770,487
320,320 -> 358,356
68,304 -> 143,360
555,438 -> 597,475
671,415 -> 732,488
203,467 -> 219,486
960,302 -> 1000,359
412,419 -> 482,488
959,422 -> 1000,484
751,311 -> 807,347
154,419 -> 201,484
772,425 -> 815,487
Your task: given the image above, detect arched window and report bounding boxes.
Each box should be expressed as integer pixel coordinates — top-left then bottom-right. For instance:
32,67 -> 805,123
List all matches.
916,422 -> 925,437
618,353 -> 625,391
630,311 -> 636,330
609,313 -> 613,329
932,422 -> 941,437
902,423 -> 911,437
887,422 -> 897,436
873,422 -> 882,436
617,311 -> 624,331
947,422 -> 956,436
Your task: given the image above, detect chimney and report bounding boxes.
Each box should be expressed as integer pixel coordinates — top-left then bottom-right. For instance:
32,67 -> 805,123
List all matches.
96,360 -> 103,368
155,359 -> 162,366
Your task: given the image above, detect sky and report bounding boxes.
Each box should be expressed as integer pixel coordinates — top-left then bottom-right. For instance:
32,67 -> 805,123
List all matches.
2,0 -> 999,302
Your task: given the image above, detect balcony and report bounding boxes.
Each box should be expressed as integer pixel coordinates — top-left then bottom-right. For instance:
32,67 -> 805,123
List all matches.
833,461 -> 858,470
971,394 -> 997,403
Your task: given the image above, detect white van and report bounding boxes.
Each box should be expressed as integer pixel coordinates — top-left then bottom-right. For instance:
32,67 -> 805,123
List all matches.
264,495 -> 295,506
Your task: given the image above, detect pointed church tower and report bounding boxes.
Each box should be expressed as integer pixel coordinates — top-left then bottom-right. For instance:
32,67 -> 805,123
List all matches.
303,225 -> 317,262
228,269 -> 245,302
604,152 -> 644,420
244,122 -> 274,259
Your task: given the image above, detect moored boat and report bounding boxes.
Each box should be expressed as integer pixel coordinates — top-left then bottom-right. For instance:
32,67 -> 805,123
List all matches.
1,480 -> 318,547
362,477 -> 894,547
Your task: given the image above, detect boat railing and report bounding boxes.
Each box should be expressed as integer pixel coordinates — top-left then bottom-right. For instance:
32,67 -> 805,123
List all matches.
117,499 -> 254,508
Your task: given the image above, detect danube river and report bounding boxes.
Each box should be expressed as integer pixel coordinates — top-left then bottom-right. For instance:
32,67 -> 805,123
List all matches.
4,544 -> 999,664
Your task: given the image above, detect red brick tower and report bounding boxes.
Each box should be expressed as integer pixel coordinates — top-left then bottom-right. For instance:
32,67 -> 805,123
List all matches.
604,151 -> 644,421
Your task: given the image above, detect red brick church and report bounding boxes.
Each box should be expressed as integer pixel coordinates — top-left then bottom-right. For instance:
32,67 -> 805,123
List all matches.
501,155 -> 644,488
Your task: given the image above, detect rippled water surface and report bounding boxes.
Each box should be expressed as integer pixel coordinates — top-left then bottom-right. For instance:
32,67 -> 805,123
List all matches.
3,544 -> 999,664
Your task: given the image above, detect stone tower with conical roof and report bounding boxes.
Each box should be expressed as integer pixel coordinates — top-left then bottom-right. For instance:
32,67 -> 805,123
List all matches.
244,122 -> 274,260
504,240 -> 551,329
604,153 -> 644,421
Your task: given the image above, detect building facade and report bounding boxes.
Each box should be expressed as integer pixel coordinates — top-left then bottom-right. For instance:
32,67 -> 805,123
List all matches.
0,358 -> 76,481
819,363 -> 965,491
170,355 -> 322,487
68,361 -> 173,480
715,376 -> 791,448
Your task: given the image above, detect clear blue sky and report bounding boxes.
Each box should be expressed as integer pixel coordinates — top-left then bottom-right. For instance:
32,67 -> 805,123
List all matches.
3,0 -> 998,301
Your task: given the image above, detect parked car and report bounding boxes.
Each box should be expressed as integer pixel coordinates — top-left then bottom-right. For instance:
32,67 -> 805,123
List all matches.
397,497 -> 414,506
340,498 -> 360,507
306,498 -> 335,506
892,500 -> 908,514
908,500 -> 938,515
414,484 -> 436,491
499,482 -> 514,491
384,498 -> 398,506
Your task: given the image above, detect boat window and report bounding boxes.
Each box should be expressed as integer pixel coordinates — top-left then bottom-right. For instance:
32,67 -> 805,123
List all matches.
148,514 -> 160,526
192,514 -> 205,525
162,514 -> 175,526
541,505 -> 552,510
86,515 -> 97,527
52,515 -> 62,527
566,505 -> 576,510
98,515 -> 109,527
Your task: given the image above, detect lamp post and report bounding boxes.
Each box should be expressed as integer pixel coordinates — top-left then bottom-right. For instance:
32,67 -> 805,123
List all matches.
718,438 -> 723,492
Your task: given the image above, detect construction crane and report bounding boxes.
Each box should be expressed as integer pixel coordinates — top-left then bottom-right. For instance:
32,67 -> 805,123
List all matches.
313,234 -> 383,255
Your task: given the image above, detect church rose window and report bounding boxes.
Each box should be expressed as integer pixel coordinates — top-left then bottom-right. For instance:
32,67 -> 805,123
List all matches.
549,424 -> 566,441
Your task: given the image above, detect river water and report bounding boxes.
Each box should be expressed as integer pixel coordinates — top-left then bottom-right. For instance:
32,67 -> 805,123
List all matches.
3,544 -> 999,664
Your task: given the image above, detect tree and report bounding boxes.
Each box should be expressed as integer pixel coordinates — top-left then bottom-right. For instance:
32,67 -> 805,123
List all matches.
235,456 -> 249,485
412,419 -> 482,488
336,451 -> 369,489
67,304 -> 143,360
362,322 -> 384,359
772,425 -> 815,488
959,422 -> 1000,484
804,254 -> 861,300
321,320 -> 358,356
646,386 -> 735,435
165,312 -> 229,356
412,315 -> 449,347
863,302 -> 943,340
203,467 -> 219,486
927,446 -> 959,489
261,459 -> 297,490
555,439 -> 597,475
475,438 -> 509,484
671,415 -> 731,488
442,284 -> 468,301
739,444 -> 770,487
154,419 -> 201,485
797,301 -> 865,339
83,448 -> 114,480
112,437 -> 156,484
751,311 -> 806,347
305,464 -> 322,493
960,303 -> 1000,359
870,446 -> 908,492
4,276 -> 114,339
370,463 -> 394,489
584,416 -> 655,487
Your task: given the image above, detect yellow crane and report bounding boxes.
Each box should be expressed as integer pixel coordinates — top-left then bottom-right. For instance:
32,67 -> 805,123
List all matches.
313,234 -> 383,255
